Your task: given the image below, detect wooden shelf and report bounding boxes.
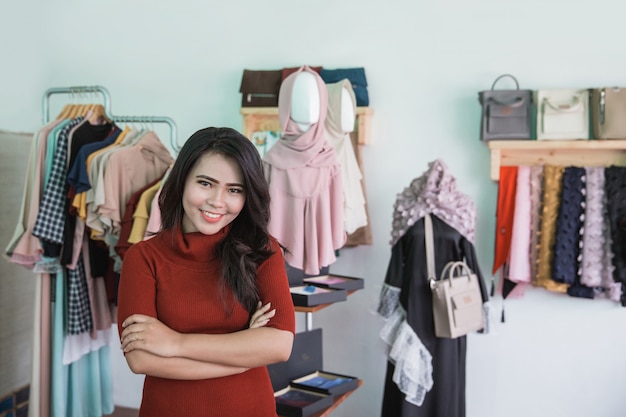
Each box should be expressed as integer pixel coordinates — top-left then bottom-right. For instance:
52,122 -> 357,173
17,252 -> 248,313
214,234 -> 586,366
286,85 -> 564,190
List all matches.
278,380 -> 363,417
241,107 -> 374,145
487,139 -> 626,181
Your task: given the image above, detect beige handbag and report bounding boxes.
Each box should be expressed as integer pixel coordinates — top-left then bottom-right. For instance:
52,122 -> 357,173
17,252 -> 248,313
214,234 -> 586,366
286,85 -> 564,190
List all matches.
536,88 -> 590,140
424,214 -> 484,339
590,87 -> 626,139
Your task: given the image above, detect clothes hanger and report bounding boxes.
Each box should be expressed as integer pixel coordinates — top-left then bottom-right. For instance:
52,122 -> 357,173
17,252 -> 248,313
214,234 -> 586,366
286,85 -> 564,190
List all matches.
88,104 -> 111,124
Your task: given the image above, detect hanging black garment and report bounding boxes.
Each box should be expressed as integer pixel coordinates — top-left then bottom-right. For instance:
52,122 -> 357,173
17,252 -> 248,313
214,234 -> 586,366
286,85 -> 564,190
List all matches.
380,215 -> 488,417
552,167 -> 585,285
604,166 -> 626,306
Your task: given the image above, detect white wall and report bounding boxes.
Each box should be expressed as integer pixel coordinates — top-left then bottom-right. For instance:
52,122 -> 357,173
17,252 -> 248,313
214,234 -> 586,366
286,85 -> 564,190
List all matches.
1,1 -> 625,416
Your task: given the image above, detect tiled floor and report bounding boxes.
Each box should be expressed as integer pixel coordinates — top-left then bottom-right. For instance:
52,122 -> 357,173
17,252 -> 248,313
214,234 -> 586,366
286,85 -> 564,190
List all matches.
110,406 -> 139,417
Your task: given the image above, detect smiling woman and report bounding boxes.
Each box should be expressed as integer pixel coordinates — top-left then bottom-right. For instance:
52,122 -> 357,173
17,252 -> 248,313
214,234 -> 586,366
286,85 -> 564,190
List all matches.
181,152 -> 246,235
116,127 -> 295,417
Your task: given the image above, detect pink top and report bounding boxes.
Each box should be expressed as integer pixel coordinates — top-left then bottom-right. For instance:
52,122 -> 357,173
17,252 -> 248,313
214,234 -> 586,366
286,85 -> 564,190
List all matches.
97,131 -> 174,238
508,165 -> 531,284
263,66 -> 346,274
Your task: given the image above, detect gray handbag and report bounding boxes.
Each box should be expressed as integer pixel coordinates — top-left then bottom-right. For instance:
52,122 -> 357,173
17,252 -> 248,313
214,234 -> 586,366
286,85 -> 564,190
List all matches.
478,74 -> 533,141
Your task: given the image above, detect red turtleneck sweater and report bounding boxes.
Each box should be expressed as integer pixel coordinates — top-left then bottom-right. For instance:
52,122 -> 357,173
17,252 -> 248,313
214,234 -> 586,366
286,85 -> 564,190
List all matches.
117,227 -> 295,417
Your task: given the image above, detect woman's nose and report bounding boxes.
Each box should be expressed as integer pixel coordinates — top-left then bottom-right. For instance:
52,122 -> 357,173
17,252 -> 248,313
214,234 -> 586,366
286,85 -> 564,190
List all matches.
207,188 -> 226,207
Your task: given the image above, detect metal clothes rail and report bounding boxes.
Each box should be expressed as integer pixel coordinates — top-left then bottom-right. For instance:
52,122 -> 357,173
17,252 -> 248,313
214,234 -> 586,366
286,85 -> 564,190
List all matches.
110,115 -> 179,153
42,85 -> 180,152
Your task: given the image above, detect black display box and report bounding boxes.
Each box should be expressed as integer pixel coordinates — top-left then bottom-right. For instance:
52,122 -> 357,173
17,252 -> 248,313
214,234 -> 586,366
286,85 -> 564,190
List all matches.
302,273 -> 365,292
269,329 -> 326,416
274,386 -> 333,417
290,285 -> 347,307
268,329 -> 324,392
268,329 -> 360,417
290,371 -> 359,397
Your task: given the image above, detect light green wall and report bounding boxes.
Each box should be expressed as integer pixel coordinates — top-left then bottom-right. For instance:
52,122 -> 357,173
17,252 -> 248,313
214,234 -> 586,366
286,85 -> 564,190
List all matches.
1,1 -> 625,416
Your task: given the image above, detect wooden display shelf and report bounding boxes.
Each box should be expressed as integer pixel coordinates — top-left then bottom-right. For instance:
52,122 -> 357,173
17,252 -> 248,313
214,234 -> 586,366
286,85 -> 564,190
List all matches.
241,107 -> 374,145
278,379 -> 363,417
486,139 -> 626,181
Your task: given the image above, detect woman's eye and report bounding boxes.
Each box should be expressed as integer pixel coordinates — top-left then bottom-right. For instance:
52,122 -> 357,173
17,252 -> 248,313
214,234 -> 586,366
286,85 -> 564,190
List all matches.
198,180 -> 211,187
229,188 -> 244,194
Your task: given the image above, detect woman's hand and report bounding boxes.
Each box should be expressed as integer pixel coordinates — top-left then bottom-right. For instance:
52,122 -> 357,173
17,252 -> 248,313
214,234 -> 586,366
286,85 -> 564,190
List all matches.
249,301 -> 276,329
121,303 -> 275,357
120,314 -> 182,357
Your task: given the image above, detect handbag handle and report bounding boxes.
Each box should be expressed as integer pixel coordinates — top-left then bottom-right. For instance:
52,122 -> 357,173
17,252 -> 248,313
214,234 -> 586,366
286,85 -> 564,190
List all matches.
440,261 -> 473,282
542,93 -> 584,112
491,74 -> 519,91
424,213 -> 437,289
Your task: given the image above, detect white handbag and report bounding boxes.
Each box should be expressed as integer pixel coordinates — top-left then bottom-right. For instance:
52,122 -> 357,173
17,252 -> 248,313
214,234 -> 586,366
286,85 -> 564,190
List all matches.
536,88 -> 590,140
424,214 -> 484,339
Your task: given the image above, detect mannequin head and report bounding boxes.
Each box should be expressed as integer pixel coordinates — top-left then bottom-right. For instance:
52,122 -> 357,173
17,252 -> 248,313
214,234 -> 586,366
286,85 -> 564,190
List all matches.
340,86 -> 356,133
290,71 -> 320,132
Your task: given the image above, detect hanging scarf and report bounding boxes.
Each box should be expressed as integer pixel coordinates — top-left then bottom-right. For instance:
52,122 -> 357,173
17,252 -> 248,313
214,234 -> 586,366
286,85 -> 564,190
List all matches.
492,166 -> 518,274
390,159 -> 476,246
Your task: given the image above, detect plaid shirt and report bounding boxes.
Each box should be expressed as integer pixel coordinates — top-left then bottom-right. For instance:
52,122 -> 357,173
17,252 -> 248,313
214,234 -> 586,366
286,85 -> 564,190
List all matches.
67,253 -> 93,335
33,117 -> 84,244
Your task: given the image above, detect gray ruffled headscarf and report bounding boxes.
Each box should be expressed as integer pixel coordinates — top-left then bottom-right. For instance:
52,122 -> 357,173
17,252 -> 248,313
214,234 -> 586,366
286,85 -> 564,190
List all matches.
390,159 -> 476,245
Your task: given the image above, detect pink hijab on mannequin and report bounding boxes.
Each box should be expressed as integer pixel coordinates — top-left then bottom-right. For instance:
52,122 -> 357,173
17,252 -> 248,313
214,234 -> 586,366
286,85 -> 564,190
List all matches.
262,65 -> 346,274
263,65 -> 335,169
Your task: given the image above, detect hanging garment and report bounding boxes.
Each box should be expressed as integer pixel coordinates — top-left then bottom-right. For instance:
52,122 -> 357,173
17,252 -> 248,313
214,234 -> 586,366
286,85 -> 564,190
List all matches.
492,166 -> 517,275
528,166 -> 544,284
344,128 -> 374,247
552,167 -> 586,285
33,117 -> 85,247
535,165 -> 570,293
604,166 -> 626,306
580,166 -> 621,302
263,65 -> 345,274
115,176 -> 162,261
5,122 -> 61,267
127,179 -> 162,244
508,166 -> 531,285
96,130 -> 174,246
494,165 -> 532,306
378,160 -> 490,417
324,79 -> 368,235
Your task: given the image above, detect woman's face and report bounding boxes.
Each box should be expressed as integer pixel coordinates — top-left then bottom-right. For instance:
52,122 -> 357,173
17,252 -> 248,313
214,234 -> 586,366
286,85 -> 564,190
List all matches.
182,152 -> 246,234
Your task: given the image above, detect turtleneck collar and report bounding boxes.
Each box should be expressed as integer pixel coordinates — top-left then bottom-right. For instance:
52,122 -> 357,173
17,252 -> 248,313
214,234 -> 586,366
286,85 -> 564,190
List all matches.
157,225 -> 230,266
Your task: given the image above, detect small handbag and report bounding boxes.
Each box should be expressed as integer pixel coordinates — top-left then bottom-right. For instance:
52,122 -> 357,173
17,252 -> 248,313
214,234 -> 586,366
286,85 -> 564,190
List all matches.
590,87 -> 626,139
424,214 -> 485,339
239,69 -> 283,107
536,88 -> 590,140
478,74 -> 533,141
320,68 -> 369,106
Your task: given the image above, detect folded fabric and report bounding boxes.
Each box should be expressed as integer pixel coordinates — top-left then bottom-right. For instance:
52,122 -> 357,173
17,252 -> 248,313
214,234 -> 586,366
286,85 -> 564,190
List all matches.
320,68 -> 369,106
282,65 -> 322,81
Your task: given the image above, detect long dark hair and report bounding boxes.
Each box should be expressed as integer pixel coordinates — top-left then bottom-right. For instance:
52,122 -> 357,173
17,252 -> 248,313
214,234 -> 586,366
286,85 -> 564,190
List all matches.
159,127 -> 273,313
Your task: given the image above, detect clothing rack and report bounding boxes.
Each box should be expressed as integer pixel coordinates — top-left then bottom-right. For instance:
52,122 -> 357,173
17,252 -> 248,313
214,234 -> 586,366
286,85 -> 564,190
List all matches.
110,115 -> 179,152
42,85 -> 180,152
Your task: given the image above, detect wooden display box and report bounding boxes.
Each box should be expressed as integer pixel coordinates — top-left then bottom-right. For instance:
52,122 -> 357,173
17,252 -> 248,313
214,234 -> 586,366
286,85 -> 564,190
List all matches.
274,386 -> 334,417
290,371 -> 359,397
303,274 -> 364,292
290,285 -> 347,307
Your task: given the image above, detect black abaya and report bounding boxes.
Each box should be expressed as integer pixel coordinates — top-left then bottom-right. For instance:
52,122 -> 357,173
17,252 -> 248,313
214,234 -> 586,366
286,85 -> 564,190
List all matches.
380,215 -> 488,417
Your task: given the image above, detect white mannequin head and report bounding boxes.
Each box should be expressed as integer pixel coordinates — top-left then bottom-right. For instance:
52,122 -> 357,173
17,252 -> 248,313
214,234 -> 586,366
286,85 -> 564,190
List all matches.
290,71 -> 320,132
340,86 -> 355,133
